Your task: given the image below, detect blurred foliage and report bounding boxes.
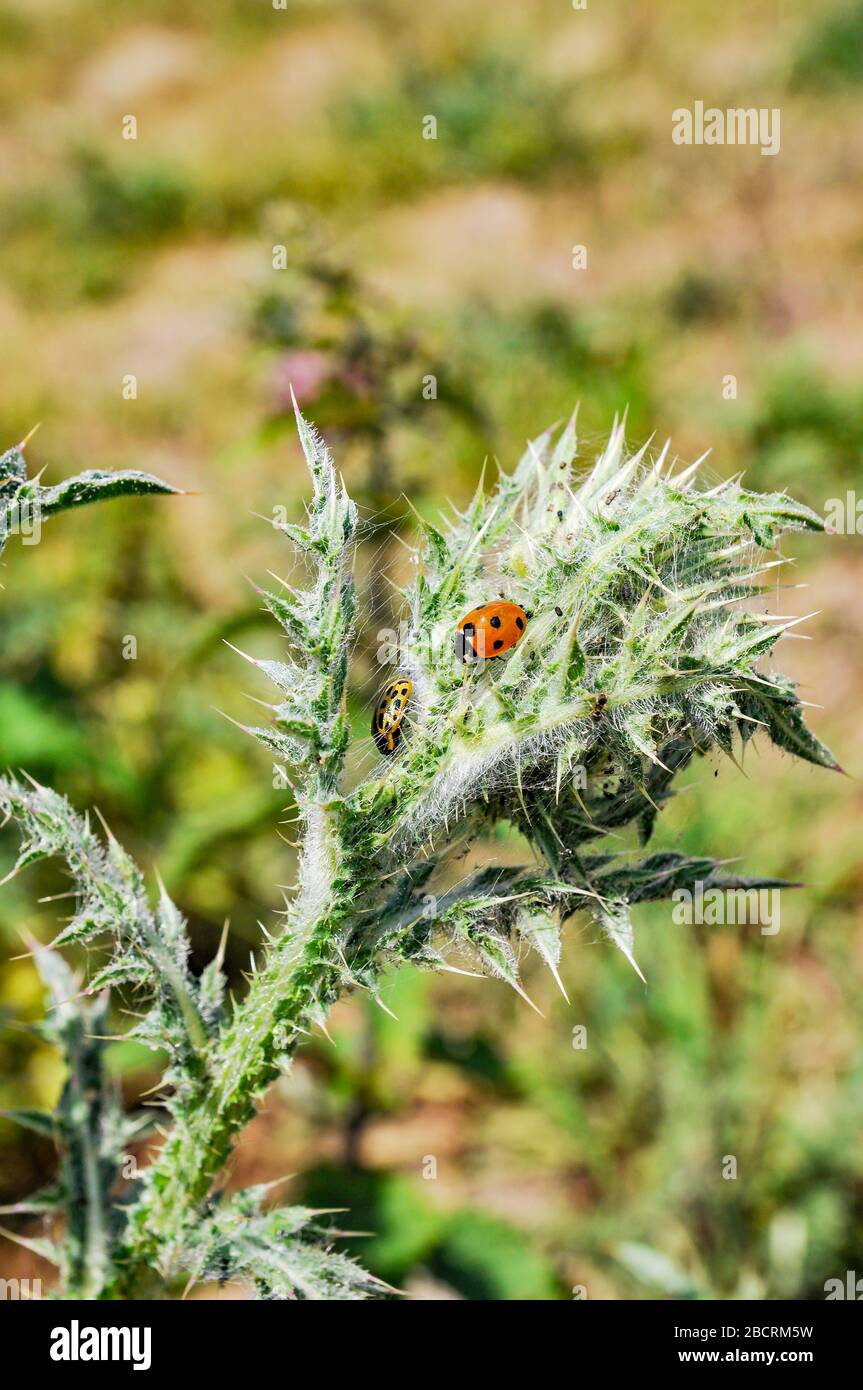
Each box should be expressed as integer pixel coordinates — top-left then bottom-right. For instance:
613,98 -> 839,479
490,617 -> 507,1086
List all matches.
792,0 -> 863,88
337,55 -> 595,192
1,0 -> 861,1300
750,363 -> 863,491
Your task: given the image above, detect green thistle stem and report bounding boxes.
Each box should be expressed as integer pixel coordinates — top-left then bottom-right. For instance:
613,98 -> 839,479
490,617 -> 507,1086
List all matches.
124,800 -> 360,1276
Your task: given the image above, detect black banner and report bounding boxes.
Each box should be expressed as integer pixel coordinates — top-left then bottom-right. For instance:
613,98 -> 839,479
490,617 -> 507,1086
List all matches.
7,1295 -> 859,1376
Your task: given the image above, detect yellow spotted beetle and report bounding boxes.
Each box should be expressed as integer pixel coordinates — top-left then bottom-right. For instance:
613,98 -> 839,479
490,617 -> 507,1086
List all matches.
371,677 -> 413,755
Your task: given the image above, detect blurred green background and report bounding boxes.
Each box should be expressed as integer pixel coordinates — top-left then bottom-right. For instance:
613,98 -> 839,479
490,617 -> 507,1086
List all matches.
1,0 -> 862,1300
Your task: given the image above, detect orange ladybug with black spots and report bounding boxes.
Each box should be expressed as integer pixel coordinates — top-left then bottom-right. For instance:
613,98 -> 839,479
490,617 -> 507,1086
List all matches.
455,601 -> 528,662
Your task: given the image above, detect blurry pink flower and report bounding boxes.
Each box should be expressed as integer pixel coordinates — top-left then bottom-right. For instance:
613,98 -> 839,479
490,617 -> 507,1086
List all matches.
272,350 -> 333,410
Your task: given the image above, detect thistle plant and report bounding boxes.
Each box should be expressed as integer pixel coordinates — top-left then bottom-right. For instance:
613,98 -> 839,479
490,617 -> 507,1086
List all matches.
0,404 -> 837,1299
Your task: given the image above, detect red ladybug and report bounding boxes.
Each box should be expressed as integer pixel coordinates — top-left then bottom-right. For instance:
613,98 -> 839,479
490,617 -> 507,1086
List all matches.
455,601 -> 528,662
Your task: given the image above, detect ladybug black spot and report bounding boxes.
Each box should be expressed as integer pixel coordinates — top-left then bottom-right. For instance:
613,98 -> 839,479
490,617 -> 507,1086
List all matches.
490,615 -> 501,629
515,616 -> 524,630
493,639 -> 503,651
463,622 -> 475,635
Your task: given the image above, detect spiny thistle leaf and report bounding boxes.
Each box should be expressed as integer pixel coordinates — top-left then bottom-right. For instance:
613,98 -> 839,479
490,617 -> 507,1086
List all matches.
515,904 -> 567,1000
0,433 -> 178,558
180,1188 -> 389,1301
0,776 -> 213,1095
738,672 -> 840,770
243,393 -> 358,792
596,898 -> 646,982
